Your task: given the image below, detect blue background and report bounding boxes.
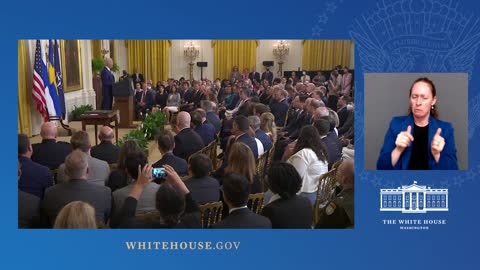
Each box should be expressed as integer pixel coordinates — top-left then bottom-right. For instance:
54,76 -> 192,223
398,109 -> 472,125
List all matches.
5,0 -> 480,269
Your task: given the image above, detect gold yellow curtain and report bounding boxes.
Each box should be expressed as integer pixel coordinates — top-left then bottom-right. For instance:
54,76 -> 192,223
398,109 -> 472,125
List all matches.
126,40 -> 170,83
302,40 -> 352,70
91,40 -> 102,59
18,40 -> 32,136
213,40 -> 257,80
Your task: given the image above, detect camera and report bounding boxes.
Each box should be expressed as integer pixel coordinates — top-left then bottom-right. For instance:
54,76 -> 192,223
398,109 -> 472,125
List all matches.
152,168 -> 166,178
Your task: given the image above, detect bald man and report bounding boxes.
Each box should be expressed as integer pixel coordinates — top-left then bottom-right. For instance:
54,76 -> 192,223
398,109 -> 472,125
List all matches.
31,122 -> 72,169
91,126 -> 120,164
316,160 -> 354,228
173,111 -> 204,161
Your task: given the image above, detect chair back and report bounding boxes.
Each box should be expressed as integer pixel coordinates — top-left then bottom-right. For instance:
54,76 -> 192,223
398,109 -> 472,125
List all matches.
313,170 -> 337,225
50,169 -> 58,185
199,201 -> 223,228
136,211 -> 161,223
247,192 -> 265,214
255,151 -> 269,192
109,163 -> 119,171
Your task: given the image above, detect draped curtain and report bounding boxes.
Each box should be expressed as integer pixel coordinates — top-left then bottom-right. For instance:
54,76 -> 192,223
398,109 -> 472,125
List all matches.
18,40 -> 32,136
126,40 -> 170,83
213,40 -> 257,80
302,40 -> 352,70
91,40 -> 102,59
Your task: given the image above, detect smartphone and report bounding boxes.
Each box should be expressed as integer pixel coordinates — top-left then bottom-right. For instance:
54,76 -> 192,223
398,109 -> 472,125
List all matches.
152,167 -> 166,178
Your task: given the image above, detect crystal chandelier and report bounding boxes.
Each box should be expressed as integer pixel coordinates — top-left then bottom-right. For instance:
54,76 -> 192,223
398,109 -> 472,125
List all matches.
184,41 -> 200,80
273,40 -> 290,74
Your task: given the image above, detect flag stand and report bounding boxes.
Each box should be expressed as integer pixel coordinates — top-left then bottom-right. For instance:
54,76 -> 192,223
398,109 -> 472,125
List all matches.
48,116 -> 72,136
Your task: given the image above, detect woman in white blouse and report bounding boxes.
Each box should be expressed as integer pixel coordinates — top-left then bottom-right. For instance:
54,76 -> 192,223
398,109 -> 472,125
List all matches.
283,126 -> 329,206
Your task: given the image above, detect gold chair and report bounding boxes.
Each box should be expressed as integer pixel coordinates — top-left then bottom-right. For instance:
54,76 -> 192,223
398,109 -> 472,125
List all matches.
109,163 -> 119,171
50,169 -> 58,185
255,151 -> 269,191
136,211 -> 161,223
180,175 -> 191,182
188,140 -> 216,164
331,159 -> 343,172
247,192 -> 265,214
313,170 -> 338,225
199,201 -> 223,228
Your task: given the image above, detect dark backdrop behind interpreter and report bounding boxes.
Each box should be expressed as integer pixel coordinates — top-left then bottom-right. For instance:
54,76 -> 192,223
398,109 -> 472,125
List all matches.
364,73 -> 468,170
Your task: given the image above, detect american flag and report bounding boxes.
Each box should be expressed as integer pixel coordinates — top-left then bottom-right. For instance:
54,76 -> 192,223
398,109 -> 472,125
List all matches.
32,40 -> 48,121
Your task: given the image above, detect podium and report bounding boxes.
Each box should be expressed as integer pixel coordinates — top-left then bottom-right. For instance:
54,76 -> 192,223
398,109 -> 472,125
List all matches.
112,79 -> 135,128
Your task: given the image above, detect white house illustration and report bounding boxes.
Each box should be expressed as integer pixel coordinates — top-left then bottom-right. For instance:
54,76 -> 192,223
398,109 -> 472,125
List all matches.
380,181 -> 448,213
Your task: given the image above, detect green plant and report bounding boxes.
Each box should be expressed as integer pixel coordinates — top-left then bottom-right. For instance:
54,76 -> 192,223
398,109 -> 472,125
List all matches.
117,129 -> 148,151
111,63 -> 120,73
69,104 -> 94,121
141,111 -> 167,140
91,58 -> 104,73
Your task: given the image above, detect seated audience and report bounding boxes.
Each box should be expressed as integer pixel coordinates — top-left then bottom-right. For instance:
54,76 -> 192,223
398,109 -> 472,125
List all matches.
31,122 -> 72,169
42,150 -> 111,227
18,134 -> 52,198
283,126 -> 329,206
110,165 -> 201,228
191,109 -> 216,146
155,85 -> 168,108
173,111 -> 204,161
18,161 -> 40,228
248,115 -> 273,153
56,131 -> 110,186
226,115 -> 258,159
313,119 -> 342,169
252,103 -> 271,117
152,130 -> 188,178
223,142 -> 262,194
166,84 -> 181,107
184,154 -> 220,204
316,160 -> 354,228
262,162 -> 313,228
107,140 -> 142,192
260,112 -> 277,143
53,201 -> 97,229
113,152 -> 160,216
90,126 -> 120,164
269,88 -> 289,126
212,173 -> 271,228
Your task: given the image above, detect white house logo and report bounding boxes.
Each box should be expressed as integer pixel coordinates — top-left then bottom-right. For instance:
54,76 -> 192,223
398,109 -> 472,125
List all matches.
380,181 -> 448,213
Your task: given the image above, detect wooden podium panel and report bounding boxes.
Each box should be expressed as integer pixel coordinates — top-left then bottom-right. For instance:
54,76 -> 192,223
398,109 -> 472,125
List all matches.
113,96 -> 135,128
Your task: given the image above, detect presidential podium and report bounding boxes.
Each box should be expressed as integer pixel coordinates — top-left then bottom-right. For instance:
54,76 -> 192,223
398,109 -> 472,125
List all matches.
112,79 -> 135,128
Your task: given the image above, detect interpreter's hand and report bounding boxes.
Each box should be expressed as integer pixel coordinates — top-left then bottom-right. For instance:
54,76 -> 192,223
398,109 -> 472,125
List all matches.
395,125 -> 414,152
431,128 -> 445,162
136,164 -> 153,187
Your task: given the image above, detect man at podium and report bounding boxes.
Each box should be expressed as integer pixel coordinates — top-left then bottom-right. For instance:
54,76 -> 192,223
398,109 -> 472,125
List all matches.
101,58 -> 115,110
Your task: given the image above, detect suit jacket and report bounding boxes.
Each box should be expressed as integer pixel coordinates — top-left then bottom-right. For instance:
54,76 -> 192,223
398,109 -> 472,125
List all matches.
101,67 -> 115,109
31,139 -> 72,170
269,99 -> 289,126
42,179 -> 111,226
249,72 -> 261,83
377,115 -> 458,170
194,122 -> 217,146
18,156 -> 52,198
173,128 -> 205,161
338,110 -> 353,137
337,106 -> 349,128
18,190 -> 40,228
57,155 -> 110,186
184,176 -> 220,205
287,110 -> 312,140
235,133 -> 259,159
213,208 -> 272,228
322,132 -> 342,169
91,141 -> 120,164
152,152 -> 188,177
131,73 -> 144,84
207,111 -> 221,133
261,71 -> 274,84
255,129 -> 273,153
261,195 -> 313,228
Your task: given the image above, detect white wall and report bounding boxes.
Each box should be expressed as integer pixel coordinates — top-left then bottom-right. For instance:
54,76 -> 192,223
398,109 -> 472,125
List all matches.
114,40 -> 128,76
256,40 -> 303,75
170,40 -> 214,80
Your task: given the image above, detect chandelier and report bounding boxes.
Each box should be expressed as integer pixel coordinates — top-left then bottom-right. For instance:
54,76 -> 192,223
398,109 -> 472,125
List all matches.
184,41 -> 200,64
273,40 -> 290,62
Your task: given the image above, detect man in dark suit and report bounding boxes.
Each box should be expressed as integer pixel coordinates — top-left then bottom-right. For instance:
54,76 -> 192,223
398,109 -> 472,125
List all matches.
314,119 -> 342,169
226,88 -> 252,117
131,67 -> 144,85
191,109 -> 217,146
316,160 -> 354,228
18,134 -> 52,198
337,95 -> 350,128
42,150 -> 112,227
269,88 -> 289,127
153,130 -> 188,178
229,115 -> 258,159
201,100 -> 221,133
101,58 -> 115,110
184,154 -> 220,204
285,95 -> 311,140
249,66 -> 261,84
261,67 -> 274,85
212,173 -> 271,228
248,116 -> 272,152
18,161 -> 40,228
173,111 -> 205,161
91,126 -> 120,164
31,122 -> 72,170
